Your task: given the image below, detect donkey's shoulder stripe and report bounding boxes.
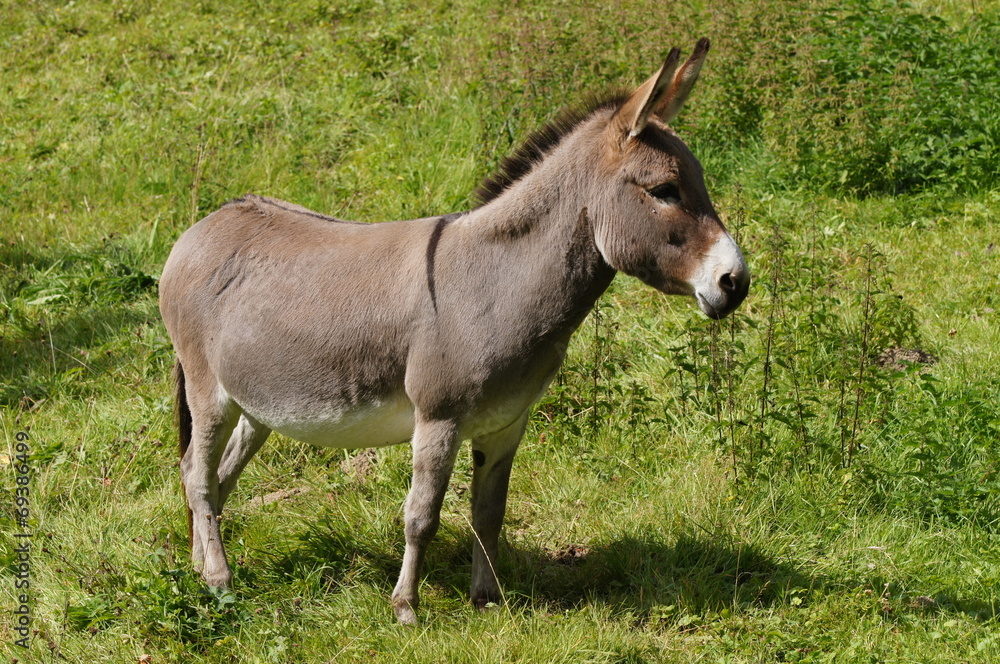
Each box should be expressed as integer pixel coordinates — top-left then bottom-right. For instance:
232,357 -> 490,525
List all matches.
425,213 -> 461,311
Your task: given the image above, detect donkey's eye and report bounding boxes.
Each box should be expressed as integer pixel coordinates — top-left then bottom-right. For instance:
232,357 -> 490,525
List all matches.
648,182 -> 682,205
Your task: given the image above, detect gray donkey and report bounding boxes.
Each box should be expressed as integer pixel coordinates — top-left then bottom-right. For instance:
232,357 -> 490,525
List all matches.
159,38 -> 749,624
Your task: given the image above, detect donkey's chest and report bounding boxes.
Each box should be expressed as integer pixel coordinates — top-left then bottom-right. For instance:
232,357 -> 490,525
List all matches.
460,363 -> 562,440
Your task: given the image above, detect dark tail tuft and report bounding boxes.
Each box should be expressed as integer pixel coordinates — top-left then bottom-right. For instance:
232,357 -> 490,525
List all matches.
174,360 -> 194,545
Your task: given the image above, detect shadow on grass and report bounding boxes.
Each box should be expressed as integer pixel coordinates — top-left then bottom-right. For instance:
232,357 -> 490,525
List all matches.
244,515 -> 999,624
231,513 -> 401,596
0,228 -> 164,407
0,301 -> 162,407
499,531 -> 999,623
496,532 -> 809,616
248,516 -> 809,617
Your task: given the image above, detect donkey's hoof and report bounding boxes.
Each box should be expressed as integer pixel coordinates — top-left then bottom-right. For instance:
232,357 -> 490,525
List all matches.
392,600 -> 418,626
474,598 -> 498,613
201,569 -> 232,589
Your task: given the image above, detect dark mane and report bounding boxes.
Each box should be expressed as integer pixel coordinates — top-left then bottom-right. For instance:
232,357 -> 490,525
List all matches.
474,90 -> 630,206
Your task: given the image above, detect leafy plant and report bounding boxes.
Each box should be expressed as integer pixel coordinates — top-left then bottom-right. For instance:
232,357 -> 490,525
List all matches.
771,1 -> 1000,194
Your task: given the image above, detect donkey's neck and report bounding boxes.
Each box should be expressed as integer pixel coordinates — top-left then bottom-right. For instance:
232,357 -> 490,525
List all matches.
544,205 -> 618,331
457,162 -> 616,337
436,112 -> 619,348
471,116 -> 608,242
467,175 -> 562,241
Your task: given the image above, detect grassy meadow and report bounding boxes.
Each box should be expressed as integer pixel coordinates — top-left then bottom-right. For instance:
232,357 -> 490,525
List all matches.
2,0 -> 1000,661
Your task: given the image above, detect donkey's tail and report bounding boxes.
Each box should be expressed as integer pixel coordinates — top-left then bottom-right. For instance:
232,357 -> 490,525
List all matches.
174,360 -> 194,545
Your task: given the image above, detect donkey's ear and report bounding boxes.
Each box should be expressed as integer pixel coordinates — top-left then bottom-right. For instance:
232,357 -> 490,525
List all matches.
613,47 -> 681,140
655,37 -> 710,124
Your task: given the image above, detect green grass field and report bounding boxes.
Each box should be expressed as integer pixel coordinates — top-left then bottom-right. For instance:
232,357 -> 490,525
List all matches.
3,0 -> 1000,661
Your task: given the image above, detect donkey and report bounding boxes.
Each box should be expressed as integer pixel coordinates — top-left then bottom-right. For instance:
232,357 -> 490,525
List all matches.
159,38 -> 749,624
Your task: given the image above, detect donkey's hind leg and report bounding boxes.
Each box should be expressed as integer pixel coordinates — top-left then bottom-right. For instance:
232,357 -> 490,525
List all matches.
217,414 -> 271,511
469,411 -> 528,610
181,384 -> 239,588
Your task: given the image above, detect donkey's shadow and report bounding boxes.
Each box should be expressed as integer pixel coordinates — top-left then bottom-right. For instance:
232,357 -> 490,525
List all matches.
483,531 -> 809,615
247,517 -> 811,617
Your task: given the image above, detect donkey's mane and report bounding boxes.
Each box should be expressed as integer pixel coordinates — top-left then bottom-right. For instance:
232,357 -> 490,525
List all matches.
474,90 -> 630,207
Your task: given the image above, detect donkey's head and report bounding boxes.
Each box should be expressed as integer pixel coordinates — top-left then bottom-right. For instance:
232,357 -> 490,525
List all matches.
590,39 -> 749,319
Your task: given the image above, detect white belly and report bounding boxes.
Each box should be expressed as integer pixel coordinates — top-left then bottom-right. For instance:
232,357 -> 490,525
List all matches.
235,363 -> 557,447
261,393 -> 416,449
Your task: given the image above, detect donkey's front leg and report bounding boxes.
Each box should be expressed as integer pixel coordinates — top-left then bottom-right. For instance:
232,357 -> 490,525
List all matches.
391,417 -> 461,625
469,412 -> 528,610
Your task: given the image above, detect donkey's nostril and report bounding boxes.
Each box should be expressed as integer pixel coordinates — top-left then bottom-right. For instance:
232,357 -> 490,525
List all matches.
719,272 -> 736,293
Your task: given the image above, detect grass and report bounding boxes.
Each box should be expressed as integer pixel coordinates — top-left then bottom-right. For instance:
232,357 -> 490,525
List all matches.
2,0 -> 1000,661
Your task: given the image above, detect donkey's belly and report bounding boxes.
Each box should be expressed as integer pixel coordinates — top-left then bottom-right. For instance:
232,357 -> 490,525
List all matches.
255,393 -> 416,449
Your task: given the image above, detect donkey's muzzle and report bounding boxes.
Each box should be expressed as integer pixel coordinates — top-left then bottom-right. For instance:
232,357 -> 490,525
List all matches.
693,233 -> 750,319
701,266 -> 750,319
